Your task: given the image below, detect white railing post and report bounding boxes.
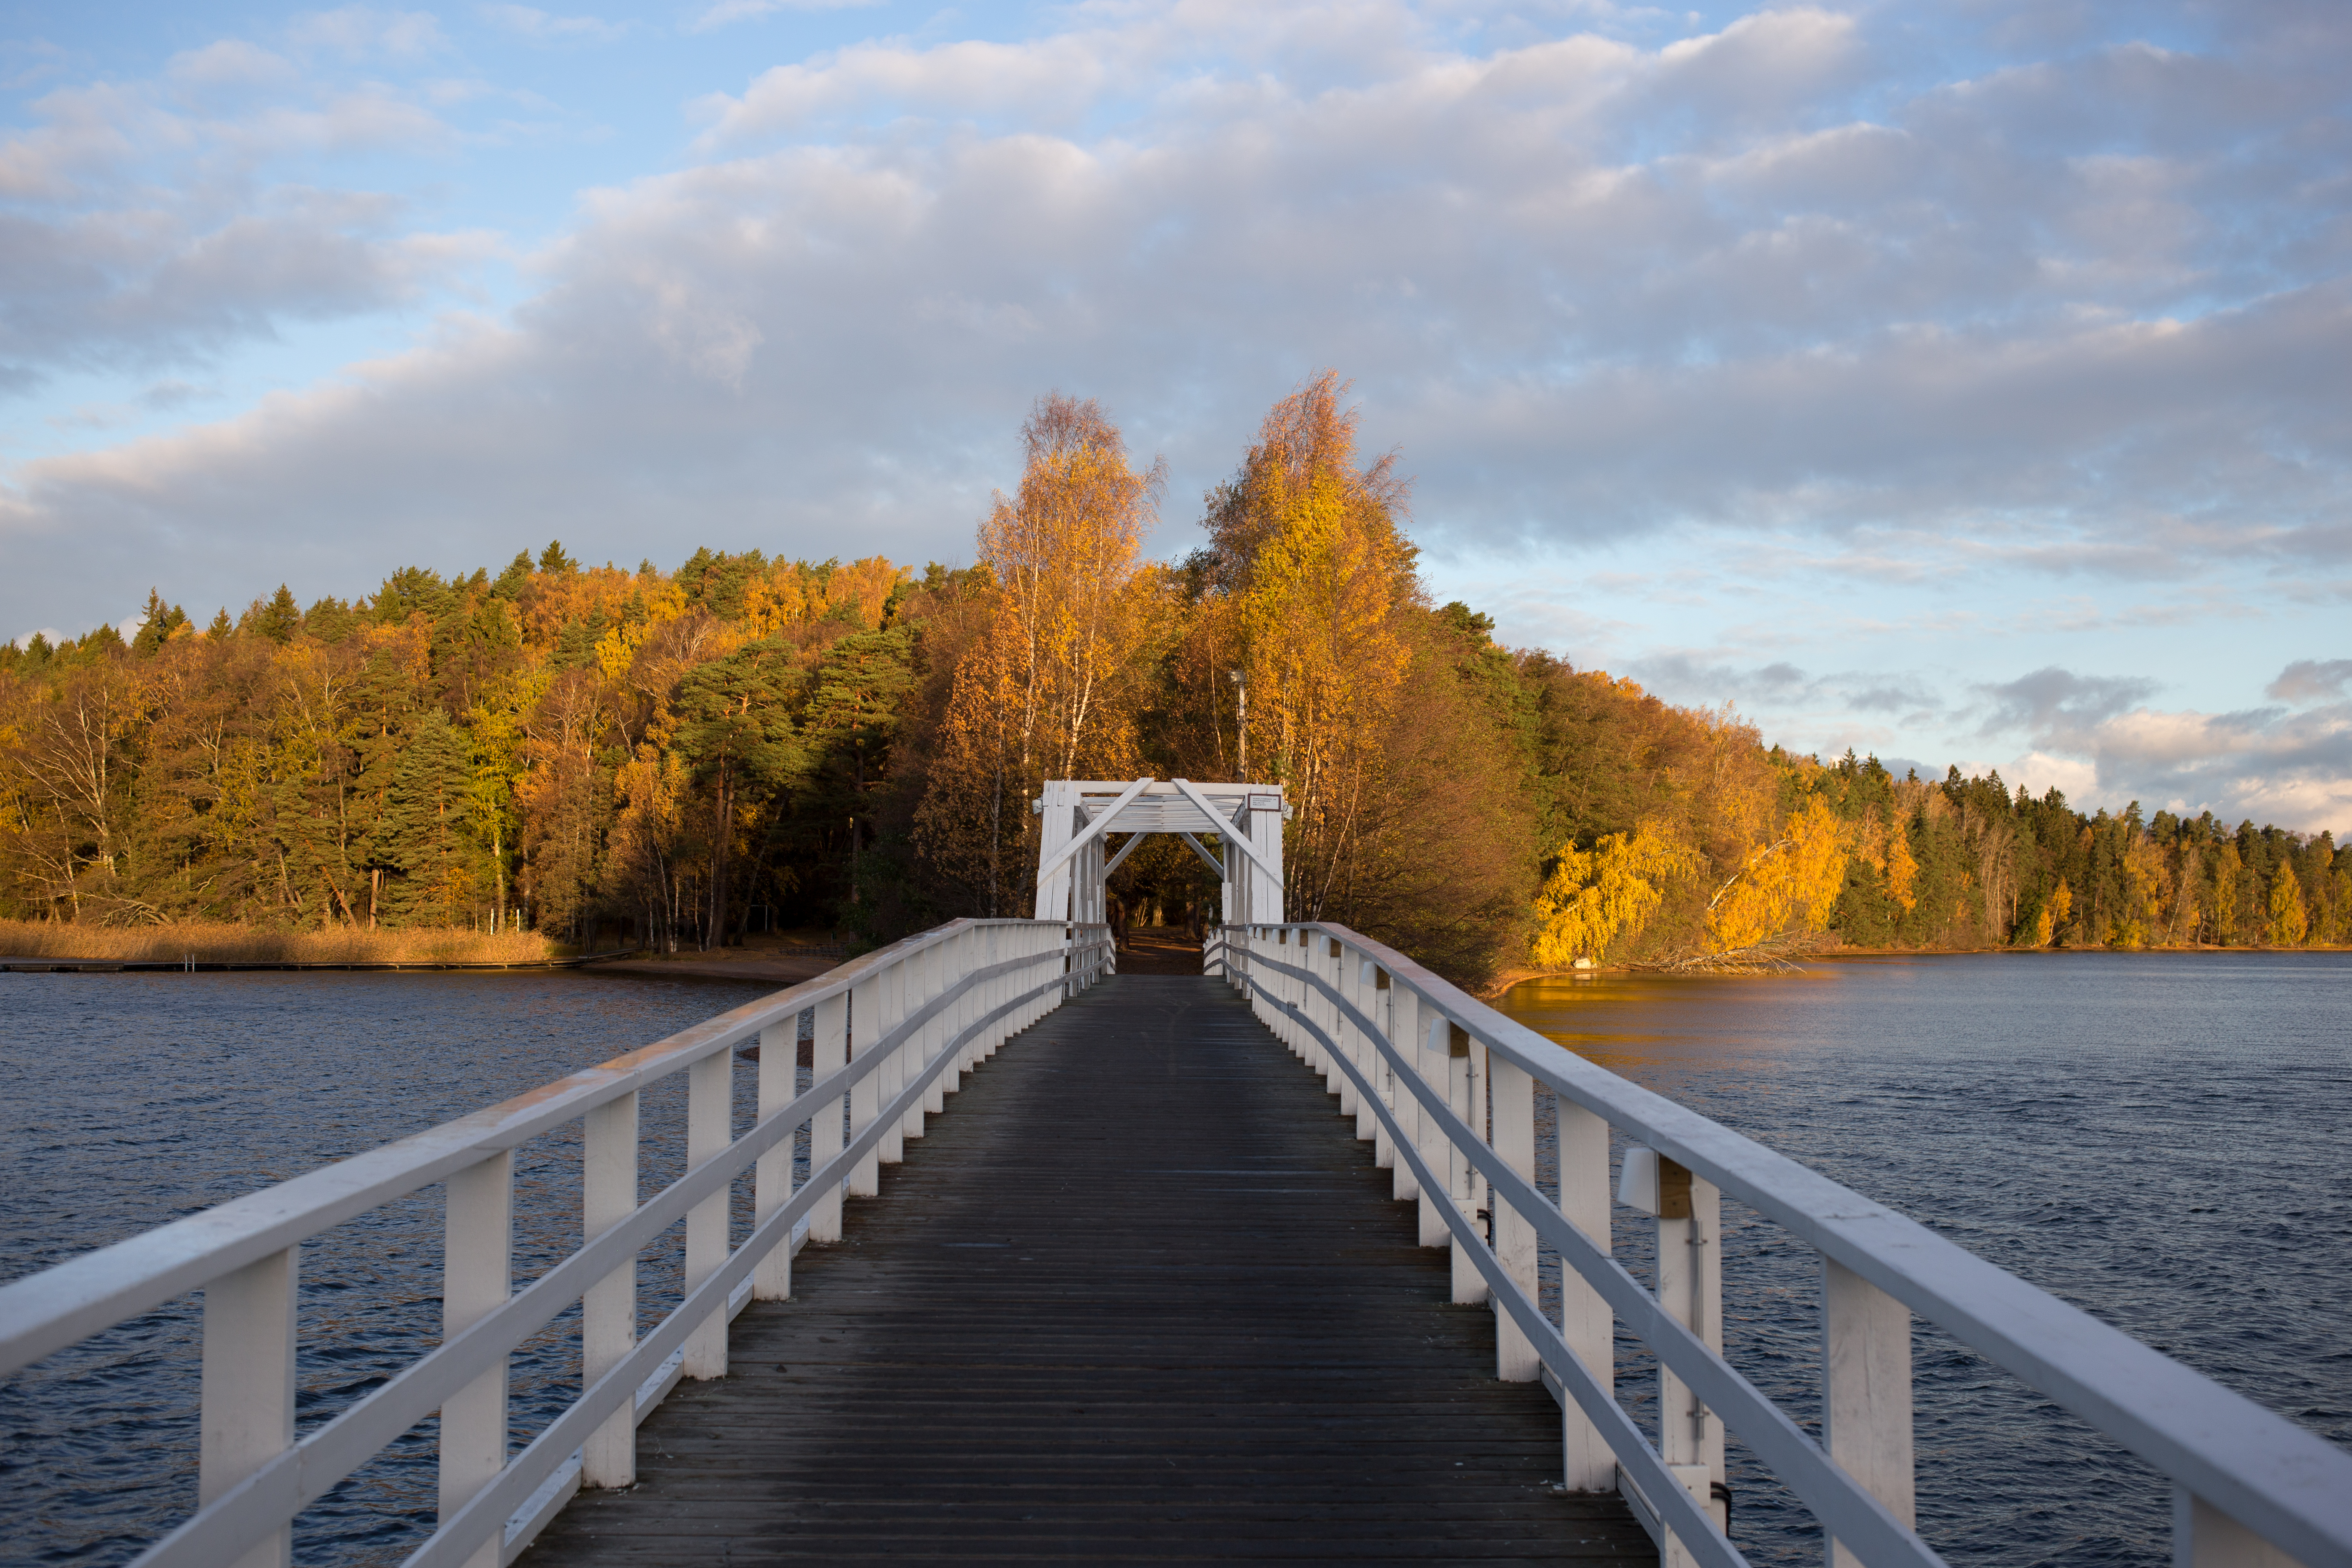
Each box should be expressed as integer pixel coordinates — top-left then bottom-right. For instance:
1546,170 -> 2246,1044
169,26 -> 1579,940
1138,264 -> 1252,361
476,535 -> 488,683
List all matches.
683,1047 -> 730,1379
2176,1491 -> 2306,1568
1333,942 -> 1361,1127
1449,1026 -> 1487,1305
848,974 -> 881,1197
1825,1258 -> 1916,1568
812,991 -> 848,1240
1652,1154 -> 1727,1565
1559,1096 -> 1616,1491
1491,1055 -> 1540,1381
977,926 -> 1001,1061
901,942 -> 933,1140
879,953 -> 909,1166
753,1012 -> 798,1298
581,1090 -> 638,1489
201,1246 -> 297,1568
440,1152 -> 512,1568
1390,980 -> 1421,1204
1371,966 -> 1398,1170
923,935 -> 955,1117
1318,937 -> 1341,1095
1415,1013 -> 1450,1246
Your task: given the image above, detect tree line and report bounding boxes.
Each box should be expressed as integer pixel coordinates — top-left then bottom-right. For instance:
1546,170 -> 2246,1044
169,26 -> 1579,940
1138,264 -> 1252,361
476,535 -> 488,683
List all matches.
3,375 -> 2343,977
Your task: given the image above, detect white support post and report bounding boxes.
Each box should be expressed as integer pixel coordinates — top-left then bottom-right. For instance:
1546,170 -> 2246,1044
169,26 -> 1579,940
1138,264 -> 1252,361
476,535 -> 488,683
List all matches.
901,942 -> 932,1140
923,936 -> 953,1117
582,1090 -> 638,1489
1450,1030 -> 1487,1305
979,927 -> 1003,1060
811,992 -> 848,1241
2175,1492 -> 2308,1568
683,1047 -> 730,1379
1417,1013 -> 1451,1247
1370,966 -> 1396,1166
1657,1158 -> 1727,1567
440,1152 -> 512,1568
1491,1057 -> 1539,1381
1317,937 -> 1341,1093
753,1014 -> 797,1299
1825,1259 -> 1916,1568
1291,931 -> 1308,1058
1560,1098 -> 1615,1491
879,954 -> 908,1165
848,975 -> 881,1197
1332,941 -> 1359,1123
1390,984 -> 1419,1201
201,1246 -> 297,1568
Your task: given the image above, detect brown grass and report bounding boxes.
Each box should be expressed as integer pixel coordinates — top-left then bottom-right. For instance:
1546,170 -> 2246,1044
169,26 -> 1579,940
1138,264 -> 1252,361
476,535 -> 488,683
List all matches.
0,919 -> 557,966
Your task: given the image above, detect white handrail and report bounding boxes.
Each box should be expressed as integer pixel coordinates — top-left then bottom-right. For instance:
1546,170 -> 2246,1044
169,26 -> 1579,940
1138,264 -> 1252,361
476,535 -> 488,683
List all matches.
2,918 -> 1112,1568
1209,922 -> 2352,1568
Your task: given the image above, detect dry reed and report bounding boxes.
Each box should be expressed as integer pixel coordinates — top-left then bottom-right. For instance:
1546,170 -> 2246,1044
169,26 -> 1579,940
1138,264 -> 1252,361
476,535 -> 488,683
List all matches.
0,919 -> 557,966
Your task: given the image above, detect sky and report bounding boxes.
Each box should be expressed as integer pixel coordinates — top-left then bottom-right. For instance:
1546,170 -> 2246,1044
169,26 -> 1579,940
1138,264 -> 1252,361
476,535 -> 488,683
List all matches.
1,0 -> 2347,835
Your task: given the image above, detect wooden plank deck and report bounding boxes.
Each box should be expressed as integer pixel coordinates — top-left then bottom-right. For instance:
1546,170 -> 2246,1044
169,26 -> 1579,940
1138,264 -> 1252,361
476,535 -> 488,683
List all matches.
520,974 -> 1653,1565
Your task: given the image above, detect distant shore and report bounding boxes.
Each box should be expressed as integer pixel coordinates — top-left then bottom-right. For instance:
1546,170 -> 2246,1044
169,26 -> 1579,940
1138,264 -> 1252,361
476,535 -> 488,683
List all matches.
0,918 -> 559,971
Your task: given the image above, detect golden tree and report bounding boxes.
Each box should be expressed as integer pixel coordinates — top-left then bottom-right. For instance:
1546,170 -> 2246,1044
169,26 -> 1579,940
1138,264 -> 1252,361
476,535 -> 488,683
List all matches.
916,394 -> 1166,913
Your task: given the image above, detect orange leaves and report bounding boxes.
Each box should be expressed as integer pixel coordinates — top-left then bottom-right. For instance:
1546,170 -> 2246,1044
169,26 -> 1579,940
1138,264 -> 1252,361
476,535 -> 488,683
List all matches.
1704,796 -> 1850,954
739,557 -> 906,639
1532,823 -> 1700,966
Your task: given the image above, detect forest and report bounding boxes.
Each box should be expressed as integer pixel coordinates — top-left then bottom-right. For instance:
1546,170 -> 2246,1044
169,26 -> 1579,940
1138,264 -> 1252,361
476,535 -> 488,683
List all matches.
3,375 -> 2345,981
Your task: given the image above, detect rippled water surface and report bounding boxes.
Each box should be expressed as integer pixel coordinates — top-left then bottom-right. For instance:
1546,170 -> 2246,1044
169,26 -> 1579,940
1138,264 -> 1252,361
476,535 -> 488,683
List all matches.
1499,950 -> 2352,1568
0,968 -> 777,1567
3,954 -> 2346,1568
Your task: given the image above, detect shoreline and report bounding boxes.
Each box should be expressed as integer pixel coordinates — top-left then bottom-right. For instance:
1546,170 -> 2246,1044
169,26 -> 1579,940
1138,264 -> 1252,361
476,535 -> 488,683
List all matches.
0,949 -> 640,975
1486,941 -> 2348,994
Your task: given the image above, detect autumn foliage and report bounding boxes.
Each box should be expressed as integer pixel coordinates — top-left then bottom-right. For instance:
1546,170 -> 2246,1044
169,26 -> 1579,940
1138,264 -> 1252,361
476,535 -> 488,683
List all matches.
3,376 -> 2345,977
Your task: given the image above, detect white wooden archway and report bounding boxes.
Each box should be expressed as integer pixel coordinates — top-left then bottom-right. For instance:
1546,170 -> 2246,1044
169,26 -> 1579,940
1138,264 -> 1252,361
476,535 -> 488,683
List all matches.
1032,779 -> 1286,927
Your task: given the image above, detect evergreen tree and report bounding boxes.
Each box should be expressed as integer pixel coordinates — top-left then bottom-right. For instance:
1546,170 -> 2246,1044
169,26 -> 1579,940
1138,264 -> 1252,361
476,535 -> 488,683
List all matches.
372,709 -> 474,927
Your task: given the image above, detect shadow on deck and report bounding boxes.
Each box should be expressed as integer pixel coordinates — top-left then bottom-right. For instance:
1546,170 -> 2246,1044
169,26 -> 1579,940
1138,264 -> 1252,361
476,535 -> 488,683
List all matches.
520,974 -> 1651,1564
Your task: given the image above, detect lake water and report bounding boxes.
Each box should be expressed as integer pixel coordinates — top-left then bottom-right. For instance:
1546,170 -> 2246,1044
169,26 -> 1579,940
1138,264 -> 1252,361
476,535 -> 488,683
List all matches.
2,953 -> 2346,1567
0,969 -> 780,1568
1498,950 -> 2352,1568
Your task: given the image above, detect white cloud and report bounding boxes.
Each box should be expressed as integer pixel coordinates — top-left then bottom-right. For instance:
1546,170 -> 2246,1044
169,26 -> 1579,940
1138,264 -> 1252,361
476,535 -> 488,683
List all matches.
691,0 -> 881,30
4,0 -> 2348,826
481,6 -> 628,45
287,7 -> 451,59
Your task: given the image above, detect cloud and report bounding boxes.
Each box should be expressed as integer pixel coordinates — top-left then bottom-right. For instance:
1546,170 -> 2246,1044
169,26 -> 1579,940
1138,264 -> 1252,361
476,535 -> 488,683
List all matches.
691,0 -> 880,30
481,6 -> 628,45
2266,658 -> 2352,704
1978,666 -> 2163,742
287,7 -> 450,59
0,45 -> 482,390
1966,664 -> 2352,832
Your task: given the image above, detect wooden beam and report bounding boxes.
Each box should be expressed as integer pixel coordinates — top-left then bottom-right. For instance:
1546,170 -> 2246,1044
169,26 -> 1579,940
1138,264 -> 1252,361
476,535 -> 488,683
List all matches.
1171,779 -> 1279,877
1034,777 -> 1154,884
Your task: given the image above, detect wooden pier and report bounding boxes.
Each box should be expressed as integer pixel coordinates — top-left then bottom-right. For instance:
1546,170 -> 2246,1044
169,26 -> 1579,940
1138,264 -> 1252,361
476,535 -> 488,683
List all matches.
13,830 -> 2348,1568
522,974 -> 1650,1564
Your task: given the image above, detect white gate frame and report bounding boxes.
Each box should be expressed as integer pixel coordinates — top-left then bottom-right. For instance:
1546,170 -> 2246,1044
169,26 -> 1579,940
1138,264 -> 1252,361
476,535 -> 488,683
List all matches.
1032,778 -> 1285,935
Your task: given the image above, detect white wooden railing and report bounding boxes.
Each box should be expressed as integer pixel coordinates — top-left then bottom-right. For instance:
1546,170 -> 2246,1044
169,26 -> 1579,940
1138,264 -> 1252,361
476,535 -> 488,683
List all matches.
0,918 -> 1111,1568
1207,922 -> 2352,1568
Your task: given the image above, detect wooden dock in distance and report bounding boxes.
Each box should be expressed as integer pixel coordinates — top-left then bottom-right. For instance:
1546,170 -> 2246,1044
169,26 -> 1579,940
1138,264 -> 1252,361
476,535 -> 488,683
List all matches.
519,973 -> 1652,1564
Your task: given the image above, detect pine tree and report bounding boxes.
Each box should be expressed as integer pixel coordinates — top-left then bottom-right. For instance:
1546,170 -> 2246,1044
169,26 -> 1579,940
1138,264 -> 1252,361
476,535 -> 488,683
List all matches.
373,709 -> 474,926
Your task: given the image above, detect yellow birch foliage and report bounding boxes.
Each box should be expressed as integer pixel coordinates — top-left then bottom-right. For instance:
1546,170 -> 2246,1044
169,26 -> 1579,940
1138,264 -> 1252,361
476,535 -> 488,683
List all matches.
1707,795 -> 1849,952
1532,824 -> 1700,965
2268,863 -> 2308,946
916,395 -> 1164,911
